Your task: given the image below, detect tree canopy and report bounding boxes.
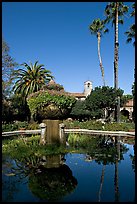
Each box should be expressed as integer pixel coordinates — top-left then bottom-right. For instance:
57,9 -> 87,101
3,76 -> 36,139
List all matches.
12,61 -> 54,99
2,38 -> 18,98
85,86 -> 124,119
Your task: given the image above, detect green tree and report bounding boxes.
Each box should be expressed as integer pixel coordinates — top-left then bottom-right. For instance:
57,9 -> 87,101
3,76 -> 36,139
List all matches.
2,38 -> 18,98
85,86 -> 124,120
125,3 -> 135,46
70,100 -> 91,121
10,93 -> 31,122
89,19 -> 108,86
105,2 -> 128,123
27,89 -> 76,121
12,61 -> 54,99
132,82 -> 135,122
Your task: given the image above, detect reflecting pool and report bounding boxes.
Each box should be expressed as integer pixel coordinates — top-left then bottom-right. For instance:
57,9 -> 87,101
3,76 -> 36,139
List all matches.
2,141 -> 135,202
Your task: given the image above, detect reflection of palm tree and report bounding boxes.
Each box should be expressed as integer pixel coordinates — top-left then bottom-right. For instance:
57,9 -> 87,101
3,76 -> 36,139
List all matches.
129,144 -> 135,172
98,164 -> 105,202
114,157 -> 119,202
114,136 -> 120,202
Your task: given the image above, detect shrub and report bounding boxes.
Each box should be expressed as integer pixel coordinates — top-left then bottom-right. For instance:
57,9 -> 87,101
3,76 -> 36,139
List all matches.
27,90 -> 76,120
2,121 -> 29,132
64,119 -> 135,132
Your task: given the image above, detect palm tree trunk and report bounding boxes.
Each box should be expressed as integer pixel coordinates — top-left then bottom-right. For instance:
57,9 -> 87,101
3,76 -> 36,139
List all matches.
114,2 -> 120,123
97,32 -> 105,86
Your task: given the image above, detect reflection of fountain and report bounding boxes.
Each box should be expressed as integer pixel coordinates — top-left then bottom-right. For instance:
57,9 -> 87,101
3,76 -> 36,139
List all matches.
40,154 -> 65,168
28,154 -> 77,201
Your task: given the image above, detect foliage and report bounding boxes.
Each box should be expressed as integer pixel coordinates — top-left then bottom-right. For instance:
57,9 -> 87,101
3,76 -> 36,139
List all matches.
85,86 -> 124,119
104,2 -> 129,26
10,93 -> 31,121
64,119 -> 135,132
125,24 -> 135,46
2,38 -> 18,98
12,61 -> 54,99
70,100 -> 91,121
2,121 -> 40,132
125,3 -> 135,46
27,89 -> 76,120
42,82 -> 64,91
2,136 -> 69,160
27,121 -> 40,130
64,120 -> 103,130
2,121 -> 29,132
68,133 -> 99,149
132,82 -> 135,122
2,93 -> 31,123
2,98 -> 13,123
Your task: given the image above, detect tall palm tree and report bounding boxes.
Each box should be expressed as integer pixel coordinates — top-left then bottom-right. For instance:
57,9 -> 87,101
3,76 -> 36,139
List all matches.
125,3 -> 135,46
105,2 -> 128,123
12,61 -> 54,98
124,3 -> 135,123
89,18 -> 108,86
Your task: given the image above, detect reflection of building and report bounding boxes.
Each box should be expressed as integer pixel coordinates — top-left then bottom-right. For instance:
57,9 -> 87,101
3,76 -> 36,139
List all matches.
120,99 -> 133,120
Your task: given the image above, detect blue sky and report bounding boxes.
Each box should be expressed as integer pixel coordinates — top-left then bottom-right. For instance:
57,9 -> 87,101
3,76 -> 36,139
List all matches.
2,2 -> 135,95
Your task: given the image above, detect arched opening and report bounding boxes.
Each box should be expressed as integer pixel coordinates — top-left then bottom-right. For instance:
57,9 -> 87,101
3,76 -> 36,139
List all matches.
120,109 -> 129,121
87,83 -> 90,88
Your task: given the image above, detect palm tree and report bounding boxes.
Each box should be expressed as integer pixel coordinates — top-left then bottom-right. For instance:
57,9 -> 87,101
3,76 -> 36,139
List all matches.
12,61 -> 54,98
125,3 -> 135,46
104,2 -> 128,123
130,2 -> 135,17
89,18 -> 108,86
125,24 -> 135,46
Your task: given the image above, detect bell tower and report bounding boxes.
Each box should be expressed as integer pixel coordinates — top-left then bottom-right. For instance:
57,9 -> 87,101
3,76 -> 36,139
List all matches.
84,80 -> 92,97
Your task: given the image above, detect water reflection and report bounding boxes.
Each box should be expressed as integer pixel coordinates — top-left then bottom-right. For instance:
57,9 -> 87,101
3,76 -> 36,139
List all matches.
83,136 -> 129,202
2,154 -> 77,202
28,154 -> 77,201
2,136 -> 135,202
129,144 -> 135,172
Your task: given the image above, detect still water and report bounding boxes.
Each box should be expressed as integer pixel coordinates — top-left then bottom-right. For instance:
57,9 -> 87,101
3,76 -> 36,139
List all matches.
2,143 -> 135,202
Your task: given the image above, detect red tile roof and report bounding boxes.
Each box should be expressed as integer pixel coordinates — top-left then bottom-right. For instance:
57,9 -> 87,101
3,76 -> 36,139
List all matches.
124,99 -> 133,107
68,93 -> 85,98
